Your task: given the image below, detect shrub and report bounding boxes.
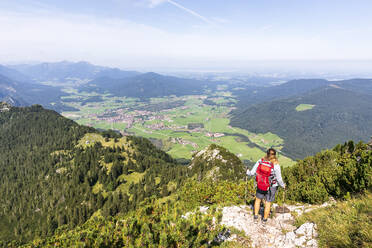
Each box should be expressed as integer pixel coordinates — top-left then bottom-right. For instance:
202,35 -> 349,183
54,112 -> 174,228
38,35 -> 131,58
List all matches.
179,179 -> 255,209
21,199 -> 225,248
283,141 -> 372,204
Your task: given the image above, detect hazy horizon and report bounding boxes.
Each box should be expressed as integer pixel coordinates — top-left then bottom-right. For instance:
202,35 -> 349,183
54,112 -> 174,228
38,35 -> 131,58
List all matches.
4,59 -> 372,78
1,0 -> 372,75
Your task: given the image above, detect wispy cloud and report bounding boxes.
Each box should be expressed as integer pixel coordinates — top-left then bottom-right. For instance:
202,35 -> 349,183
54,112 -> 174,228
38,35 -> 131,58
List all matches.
147,0 -> 214,25
260,24 -> 274,31
167,0 -> 213,25
147,0 -> 167,8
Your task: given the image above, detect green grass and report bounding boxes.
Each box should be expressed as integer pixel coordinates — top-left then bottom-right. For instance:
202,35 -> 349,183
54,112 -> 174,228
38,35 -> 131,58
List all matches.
167,143 -> 195,159
78,133 -> 105,147
117,172 -> 146,193
296,192 -> 372,248
218,136 -> 263,161
296,104 -> 315,111
77,134 -> 134,161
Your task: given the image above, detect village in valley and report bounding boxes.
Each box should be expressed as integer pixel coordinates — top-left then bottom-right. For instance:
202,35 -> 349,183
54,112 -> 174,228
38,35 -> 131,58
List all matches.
61,90 -> 295,166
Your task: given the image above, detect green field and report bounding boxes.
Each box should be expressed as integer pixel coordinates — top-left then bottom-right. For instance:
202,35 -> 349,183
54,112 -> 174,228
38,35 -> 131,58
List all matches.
61,89 -> 295,167
296,104 -> 315,111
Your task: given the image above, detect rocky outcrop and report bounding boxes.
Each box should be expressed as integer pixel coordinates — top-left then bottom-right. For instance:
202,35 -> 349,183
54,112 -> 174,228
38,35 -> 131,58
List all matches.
189,145 -> 228,169
220,205 -> 318,248
0,101 -> 11,112
188,144 -> 245,181
368,136 -> 372,150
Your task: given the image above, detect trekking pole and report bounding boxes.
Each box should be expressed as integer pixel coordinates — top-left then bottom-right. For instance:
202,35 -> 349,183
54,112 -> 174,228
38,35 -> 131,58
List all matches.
282,189 -> 286,213
244,173 -> 248,204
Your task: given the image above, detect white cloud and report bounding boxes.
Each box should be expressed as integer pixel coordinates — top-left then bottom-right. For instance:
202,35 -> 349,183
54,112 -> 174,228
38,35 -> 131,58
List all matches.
0,9 -> 371,70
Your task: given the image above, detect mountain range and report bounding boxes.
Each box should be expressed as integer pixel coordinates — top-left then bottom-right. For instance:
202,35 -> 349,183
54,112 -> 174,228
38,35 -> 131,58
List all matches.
1,61 -> 372,160
9,61 -> 139,82
79,72 -> 214,98
0,62 -> 213,109
0,72 -> 77,112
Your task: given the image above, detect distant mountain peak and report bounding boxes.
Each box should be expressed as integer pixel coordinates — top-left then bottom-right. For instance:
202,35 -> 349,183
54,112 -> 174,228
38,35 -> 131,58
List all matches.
140,72 -> 162,78
76,61 -> 92,65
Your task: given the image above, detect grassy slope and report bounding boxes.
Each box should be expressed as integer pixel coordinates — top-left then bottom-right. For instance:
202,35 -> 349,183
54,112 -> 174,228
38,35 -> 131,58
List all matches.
296,193 -> 372,248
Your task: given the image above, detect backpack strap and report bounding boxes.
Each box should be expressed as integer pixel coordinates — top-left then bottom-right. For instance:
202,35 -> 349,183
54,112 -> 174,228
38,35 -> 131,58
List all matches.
261,158 -> 274,167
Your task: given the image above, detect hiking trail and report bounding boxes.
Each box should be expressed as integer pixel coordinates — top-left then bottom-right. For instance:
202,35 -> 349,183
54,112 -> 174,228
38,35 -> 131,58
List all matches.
219,199 -> 335,248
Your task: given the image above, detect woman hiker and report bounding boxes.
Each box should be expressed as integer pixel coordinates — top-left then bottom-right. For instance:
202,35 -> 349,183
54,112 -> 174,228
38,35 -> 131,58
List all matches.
247,148 -> 286,224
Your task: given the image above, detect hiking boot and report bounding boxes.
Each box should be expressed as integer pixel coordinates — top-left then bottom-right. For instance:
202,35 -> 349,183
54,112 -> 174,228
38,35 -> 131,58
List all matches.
253,215 -> 259,224
262,218 -> 268,225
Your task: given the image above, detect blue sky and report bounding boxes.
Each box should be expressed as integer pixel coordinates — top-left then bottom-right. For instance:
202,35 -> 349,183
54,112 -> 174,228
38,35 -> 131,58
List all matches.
1,0 -> 372,71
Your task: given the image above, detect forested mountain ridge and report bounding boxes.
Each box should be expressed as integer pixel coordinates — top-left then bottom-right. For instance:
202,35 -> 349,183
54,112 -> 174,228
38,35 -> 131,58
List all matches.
232,79 -> 330,108
0,104 -> 189,246
231,80 -> 372,159
0,104 -> 94,243
0,103 -> 252,247
79,72 -> 214,98
21,138 -> 372,248
1,103 -> 371,247
331,78 -> 372,95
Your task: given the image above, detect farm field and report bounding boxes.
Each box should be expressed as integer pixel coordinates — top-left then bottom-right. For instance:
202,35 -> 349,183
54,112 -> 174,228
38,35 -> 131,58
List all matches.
61,87 -> 295,167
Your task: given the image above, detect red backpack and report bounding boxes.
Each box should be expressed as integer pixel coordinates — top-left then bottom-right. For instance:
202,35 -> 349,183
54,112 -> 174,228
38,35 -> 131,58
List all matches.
256,158 -> 274,192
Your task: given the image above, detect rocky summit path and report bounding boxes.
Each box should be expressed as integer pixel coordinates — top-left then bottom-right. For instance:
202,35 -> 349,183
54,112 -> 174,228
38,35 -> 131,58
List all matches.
220,205 -> 319,248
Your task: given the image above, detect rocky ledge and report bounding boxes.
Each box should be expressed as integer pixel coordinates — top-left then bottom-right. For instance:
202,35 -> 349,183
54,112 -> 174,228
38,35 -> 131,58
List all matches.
220,205 -> 318,248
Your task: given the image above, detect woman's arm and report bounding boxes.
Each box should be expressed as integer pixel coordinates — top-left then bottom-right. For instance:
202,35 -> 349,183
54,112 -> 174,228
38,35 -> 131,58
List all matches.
274,164 -> 286,188
247,159 -> 260,176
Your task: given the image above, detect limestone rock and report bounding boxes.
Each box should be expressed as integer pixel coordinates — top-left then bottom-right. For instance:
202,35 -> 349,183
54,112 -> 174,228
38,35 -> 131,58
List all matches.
220,205 -> 318,248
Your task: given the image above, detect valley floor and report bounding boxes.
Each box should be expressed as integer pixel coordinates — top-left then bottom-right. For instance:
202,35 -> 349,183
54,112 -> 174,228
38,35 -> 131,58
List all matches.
60,88 -> 295,166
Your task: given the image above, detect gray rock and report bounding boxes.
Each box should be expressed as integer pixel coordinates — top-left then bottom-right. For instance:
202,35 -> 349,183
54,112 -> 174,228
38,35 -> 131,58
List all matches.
220,205 -> 319,247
